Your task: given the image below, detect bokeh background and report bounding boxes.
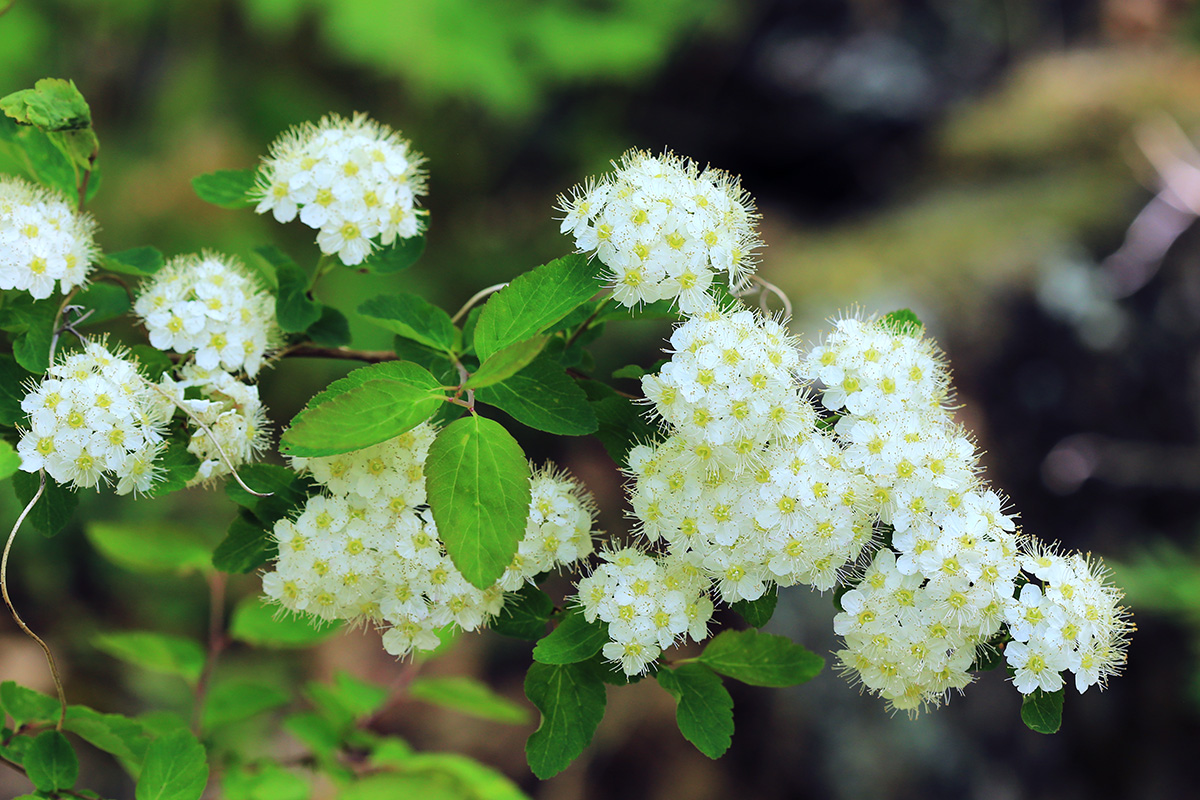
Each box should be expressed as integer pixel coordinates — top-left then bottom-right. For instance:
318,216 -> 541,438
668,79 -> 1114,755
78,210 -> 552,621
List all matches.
3,0 -> 1200,798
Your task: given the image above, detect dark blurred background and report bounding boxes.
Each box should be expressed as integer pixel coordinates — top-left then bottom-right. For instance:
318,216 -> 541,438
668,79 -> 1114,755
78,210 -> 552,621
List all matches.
3,1 -> 1200,798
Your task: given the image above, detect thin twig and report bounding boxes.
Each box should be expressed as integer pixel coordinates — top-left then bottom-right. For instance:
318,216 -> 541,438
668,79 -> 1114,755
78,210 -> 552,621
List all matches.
562,292 -> 612,351
451,282 -> 508,323
192,572 -> 227,735
1,471 -> 68,730
735,274 -> 793,319
277,343 -> 398,364
48,287 -> 81,363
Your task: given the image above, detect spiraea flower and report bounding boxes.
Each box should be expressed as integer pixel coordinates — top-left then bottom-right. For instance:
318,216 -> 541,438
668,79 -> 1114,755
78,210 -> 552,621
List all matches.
161,365 -> 271,484
252,113 -> 427,266
0,174 -> 98,299
558,149 -> 761,313
134,251 -> 280,377
17,340 -> 173,495
263,426 -> 600,657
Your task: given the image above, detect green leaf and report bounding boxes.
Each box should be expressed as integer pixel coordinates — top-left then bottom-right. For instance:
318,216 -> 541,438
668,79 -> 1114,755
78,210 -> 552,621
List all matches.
135,728 -> 209,800
144,429 -> 201,498
228,597 -> 340,648
75,281 -> 132,325
490,584 -> 554,640
3,123 -> 83,199
281,362 -> 445,457
408,677 -> 529,725
306,305 -> 352,347
1020,688 -> 1064,734
212,513 -> 275,574
731,586 -> 778,628
63,705 -> 152,771
0,681 -> 60,726
0,441 -> 20,481
532,607 -> 608,665
222,763 -> 310,800
0,355 -> 32,425
465,336 -> 547,389
475,356 -> 597,435
389,753 -> 530,800
524,661 -> 607,780
580,380 -> 660,465
696,629 -> 824,687
359,233 -> 426,274
24,730 -> 78,792
656,663 -> 734,759
102,246 -> 165,277
191,168 -> 257,209
882,308 -> 923,335
610,364 -> 649,380
2,295 -> 58,373
305,672 -> 388,728
339,772 -> 464,800
224,464 -> 314,524
1,79 -> 91,131
425,415 -> 531,590
12,471 -> 77,538
92,631 -> 205,685
273,259 -> 320,333
202,680 -> 289,732
358,293 -> 457,354
282,712 -> 340,756
473,254 -> 600,361
85,521 -> 213,574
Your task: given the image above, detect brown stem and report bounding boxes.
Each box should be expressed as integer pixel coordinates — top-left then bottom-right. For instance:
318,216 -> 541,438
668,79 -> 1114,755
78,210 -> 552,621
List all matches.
192,572 -> 227,735
278,343 -> 398,364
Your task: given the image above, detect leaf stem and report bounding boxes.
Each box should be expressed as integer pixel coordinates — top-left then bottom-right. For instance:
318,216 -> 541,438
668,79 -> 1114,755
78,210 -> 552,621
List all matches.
562,291 -> 612,351
1,471 -> 68,730
192,571 -> 227,735
309,253 -> 336,294
450,282 -> 508,324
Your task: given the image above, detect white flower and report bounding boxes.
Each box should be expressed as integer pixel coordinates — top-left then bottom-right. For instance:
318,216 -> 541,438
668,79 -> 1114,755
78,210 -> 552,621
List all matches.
253,114 -> 427,266
0,174 -> 98,299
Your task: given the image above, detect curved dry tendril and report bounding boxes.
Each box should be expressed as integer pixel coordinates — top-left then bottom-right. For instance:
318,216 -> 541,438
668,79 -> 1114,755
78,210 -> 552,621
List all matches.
1,471 -> 68,730
143,379 -> 274,498
451,282 -> 508,324
735,274 -> 793,320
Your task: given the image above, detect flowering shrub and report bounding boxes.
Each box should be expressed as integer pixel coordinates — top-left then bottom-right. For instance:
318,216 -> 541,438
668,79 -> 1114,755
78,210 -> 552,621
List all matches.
0,78 -> 1131,798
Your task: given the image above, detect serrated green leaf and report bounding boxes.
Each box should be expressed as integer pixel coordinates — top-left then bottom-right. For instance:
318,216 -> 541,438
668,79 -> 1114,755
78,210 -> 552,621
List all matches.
490,584 -> 554,640
1020,687 -> 1064,734
85,521 -> 213,575
201,680 -> 289,732
731,586 -> 778,628
580,379 -> 660,465
0,355 -> 31,425
75,281 -> 132,326
408,676 -> 529,724
524,661 -> 607,780
395,753 -> 530,800
92,631 -> 205,685
306,304 -> 352,347
63,705 -> 152,772
0,441 -> 20,480
475,356 -> 597,435
474,254 -> 599,361
696,629 -> 824,687
12,470 -> 77,538
359,233 -> 426,274
358,293 -> 457,353
273,258 -> 320,333
212,514 -> 275,575
531,607 -> 608,665
1,79 -> 90,130
425,415 -> 531,590
145,429 -> 201,498
135,728 -> 208,800
102,246 -> 165,276
228,597 -> 340,648
0,681 -> 60,726
610,364 -> 649,380
466,336 -> 547,390
25,730 -> 77,792
656,663 -> 734,759
191,169 -> 257,209
2,295 -> 58,373
882,308 -> 923,335
224,464 -> 314,523
281,362 -> 445,457
4,123 -> 82,199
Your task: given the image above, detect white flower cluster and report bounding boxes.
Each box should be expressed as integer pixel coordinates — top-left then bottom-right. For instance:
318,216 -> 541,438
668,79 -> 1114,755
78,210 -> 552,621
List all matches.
161,365 -> 270,484
262,427 -> 598,657
1005,544 -> 1130,695
253,113 -> 427,266
16,341 -> 172,495
0,174 -> 97,299
577,548 -> 714,675
134,252 -> 280,377
558,150 -> 760,312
